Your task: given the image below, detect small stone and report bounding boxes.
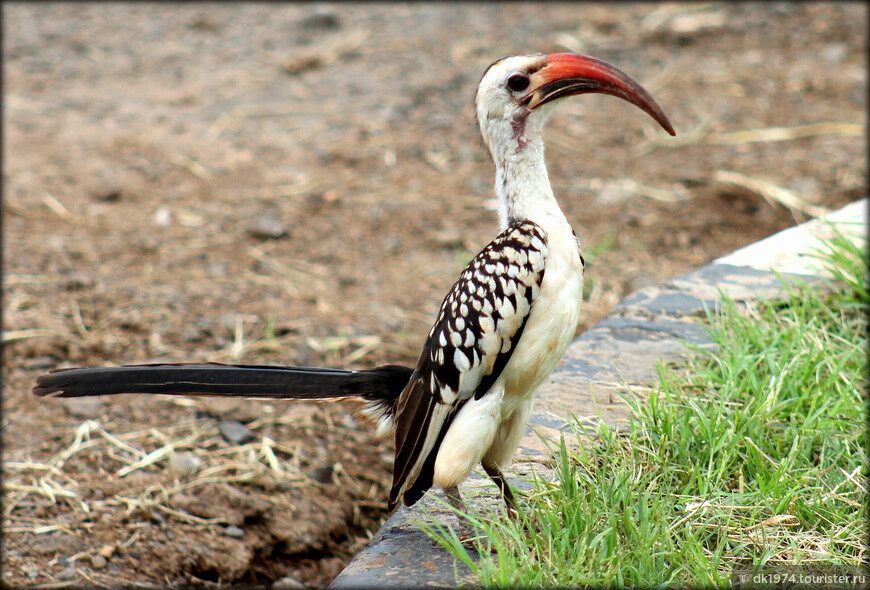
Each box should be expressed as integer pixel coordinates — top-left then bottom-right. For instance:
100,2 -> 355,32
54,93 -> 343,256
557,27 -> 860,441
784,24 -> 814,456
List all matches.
90,554 -> 108,569
246,214 -> 288,240
219,420 -> 255,444
98,544 -> 115,559
153,205 -> 172,227
272,575 -> 306,590
86,166 -> 122,202
168,451 -> 202,475
223,525 -> 245,538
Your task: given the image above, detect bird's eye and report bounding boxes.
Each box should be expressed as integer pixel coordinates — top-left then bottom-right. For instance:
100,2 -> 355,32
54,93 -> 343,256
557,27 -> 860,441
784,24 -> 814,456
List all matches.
506,74 -> 530,92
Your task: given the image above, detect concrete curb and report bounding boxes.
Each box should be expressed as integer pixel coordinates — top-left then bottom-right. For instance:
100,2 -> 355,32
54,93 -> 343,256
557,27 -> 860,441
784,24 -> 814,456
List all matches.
328,198 -> 867,589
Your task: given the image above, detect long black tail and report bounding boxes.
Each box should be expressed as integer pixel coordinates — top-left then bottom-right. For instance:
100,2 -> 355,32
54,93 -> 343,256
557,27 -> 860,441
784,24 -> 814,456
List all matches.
33,363 -> 414,435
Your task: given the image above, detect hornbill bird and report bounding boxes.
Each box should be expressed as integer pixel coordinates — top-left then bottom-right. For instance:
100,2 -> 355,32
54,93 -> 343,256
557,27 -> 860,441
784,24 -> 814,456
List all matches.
34,53 -> 675,525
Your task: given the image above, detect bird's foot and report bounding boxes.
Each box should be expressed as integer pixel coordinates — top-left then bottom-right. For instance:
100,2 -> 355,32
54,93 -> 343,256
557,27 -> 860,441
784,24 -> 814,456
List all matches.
458,526 -> 477,545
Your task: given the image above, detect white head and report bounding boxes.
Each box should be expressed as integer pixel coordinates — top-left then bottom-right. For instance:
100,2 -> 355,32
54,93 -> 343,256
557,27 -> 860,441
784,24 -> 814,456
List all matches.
474,53 -> 675,165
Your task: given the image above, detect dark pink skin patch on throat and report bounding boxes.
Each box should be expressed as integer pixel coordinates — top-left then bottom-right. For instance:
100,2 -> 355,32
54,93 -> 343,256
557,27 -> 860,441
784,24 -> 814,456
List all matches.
511,112 -> 530,151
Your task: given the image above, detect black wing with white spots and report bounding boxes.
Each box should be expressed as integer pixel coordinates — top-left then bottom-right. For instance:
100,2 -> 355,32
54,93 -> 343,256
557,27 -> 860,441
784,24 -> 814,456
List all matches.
389,220 -> 548,508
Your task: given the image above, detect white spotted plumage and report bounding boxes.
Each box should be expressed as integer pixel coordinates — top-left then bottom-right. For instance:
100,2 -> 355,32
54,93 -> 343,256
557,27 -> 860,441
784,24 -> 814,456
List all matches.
427,221 -> 548,404
390,216 -> 577,507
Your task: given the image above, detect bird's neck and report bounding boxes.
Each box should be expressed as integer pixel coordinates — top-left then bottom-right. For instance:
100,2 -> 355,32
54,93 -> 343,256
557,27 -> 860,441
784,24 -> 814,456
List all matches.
493,133 -> 565,232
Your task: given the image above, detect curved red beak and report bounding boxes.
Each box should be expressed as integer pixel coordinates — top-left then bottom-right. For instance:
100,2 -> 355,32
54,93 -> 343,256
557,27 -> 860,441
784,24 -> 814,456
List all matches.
528,53 -> 676,136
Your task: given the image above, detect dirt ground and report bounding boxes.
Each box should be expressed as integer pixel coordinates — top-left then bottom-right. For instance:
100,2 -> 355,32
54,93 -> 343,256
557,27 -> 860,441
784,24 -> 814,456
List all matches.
3,3 -> 865,588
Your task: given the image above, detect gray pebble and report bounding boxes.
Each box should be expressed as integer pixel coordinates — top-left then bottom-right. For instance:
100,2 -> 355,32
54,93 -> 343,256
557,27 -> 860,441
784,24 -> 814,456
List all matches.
219,420 -> 255,444
247,214 -> 288,240
87,166 -> 122,202
168,451 -> 202,475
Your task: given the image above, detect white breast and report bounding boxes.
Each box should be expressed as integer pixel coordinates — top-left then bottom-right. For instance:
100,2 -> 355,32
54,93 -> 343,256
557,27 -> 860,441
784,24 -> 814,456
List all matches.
433,218 -> 583,488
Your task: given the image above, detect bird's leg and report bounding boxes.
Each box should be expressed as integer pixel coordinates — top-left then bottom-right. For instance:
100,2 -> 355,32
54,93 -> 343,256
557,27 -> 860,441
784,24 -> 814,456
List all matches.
482,463 -> 518,518
444,485 -> 476,542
